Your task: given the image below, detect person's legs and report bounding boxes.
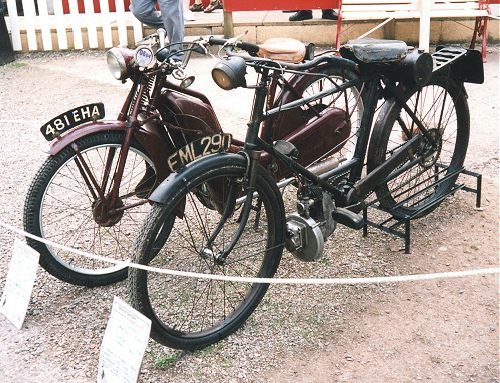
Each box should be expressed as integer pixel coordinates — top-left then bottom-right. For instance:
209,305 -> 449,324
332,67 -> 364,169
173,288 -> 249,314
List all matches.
130,0 -> 164,29
157,0 -> 185,61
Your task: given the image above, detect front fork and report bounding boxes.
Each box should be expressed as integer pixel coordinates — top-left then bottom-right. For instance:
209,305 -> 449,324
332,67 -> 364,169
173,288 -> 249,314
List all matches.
72,83 -> 148,213
212,71 -> 271,264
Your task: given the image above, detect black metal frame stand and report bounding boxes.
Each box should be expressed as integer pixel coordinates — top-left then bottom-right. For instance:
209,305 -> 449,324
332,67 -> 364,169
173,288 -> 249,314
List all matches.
362,168 -> 482,254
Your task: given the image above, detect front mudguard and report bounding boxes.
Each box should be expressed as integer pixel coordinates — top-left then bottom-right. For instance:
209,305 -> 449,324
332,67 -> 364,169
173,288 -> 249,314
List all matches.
45,120 -> 174,182
149,152 -> 246,205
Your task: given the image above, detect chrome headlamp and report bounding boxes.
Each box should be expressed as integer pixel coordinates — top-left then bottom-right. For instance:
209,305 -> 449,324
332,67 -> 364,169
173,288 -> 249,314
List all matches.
106,47 -> 133,80
211,56 -> 247,90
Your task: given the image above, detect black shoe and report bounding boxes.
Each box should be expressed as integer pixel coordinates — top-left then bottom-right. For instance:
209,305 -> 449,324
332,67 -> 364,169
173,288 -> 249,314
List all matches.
282,10 -> 295,13
289,10 -> 313,22
322,9 -> 338,20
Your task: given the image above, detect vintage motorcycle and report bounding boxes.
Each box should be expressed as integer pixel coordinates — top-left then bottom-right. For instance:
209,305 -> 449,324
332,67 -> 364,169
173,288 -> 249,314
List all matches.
127,37 -> 483,350
23,30 -> 362,287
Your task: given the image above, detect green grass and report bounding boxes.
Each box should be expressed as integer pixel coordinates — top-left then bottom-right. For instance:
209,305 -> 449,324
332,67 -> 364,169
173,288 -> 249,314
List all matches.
154,351 -> 183,370
3,61 -> 27,69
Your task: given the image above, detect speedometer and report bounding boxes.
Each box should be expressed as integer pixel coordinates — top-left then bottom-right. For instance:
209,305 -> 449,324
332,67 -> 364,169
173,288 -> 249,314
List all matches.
134,46 -> 154,68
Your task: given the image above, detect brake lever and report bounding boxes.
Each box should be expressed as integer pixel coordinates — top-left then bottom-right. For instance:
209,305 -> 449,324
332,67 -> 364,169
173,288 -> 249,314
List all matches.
225,30 -> 248,46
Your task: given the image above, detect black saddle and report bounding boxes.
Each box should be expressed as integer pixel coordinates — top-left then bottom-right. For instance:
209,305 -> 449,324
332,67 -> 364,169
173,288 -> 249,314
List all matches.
339,38 -> 409,64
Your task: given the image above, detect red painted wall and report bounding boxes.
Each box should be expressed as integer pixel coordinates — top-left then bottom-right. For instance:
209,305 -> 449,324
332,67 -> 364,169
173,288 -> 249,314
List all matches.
62,0 -> 131,14
223,0 -> 339,12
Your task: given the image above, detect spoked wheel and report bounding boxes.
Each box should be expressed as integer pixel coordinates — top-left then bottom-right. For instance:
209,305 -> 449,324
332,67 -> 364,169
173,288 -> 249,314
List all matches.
129,161 -> 285,350
368,76 -> 469,219
23,132 -> 157,286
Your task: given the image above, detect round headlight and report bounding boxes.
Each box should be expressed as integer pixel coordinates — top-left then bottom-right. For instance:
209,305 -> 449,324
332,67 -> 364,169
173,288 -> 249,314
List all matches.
211,56 -> 247,90
106,47 -> 132,80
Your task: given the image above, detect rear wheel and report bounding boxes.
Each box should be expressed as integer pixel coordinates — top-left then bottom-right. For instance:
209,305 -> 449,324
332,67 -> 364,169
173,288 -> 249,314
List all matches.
368,76 -> 469,219
129,160 -> 285,350
23,132 -> 156,286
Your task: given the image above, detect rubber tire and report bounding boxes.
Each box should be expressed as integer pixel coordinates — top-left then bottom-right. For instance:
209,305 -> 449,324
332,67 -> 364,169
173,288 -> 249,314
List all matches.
128,161 -> 285,350
23,131 -> 155,287
367,76 -> 469,219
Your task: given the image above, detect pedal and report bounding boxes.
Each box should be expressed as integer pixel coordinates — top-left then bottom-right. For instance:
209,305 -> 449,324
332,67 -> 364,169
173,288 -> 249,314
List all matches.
273,140 -> 299,159
332,207 -> 364,230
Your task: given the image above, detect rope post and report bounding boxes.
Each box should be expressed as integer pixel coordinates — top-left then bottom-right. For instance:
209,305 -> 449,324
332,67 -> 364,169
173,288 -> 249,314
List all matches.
223,10 -> 234,38
0,0 -> 15,65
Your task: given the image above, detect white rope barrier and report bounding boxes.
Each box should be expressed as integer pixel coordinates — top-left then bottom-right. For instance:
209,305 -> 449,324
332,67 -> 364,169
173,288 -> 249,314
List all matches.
0,120 -> 43,124
1,220 -> 498,285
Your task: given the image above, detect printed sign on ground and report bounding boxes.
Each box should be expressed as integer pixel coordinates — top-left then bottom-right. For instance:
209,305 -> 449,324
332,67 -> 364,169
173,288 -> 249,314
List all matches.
98,296 -> 151,383
0,239 -> 39,329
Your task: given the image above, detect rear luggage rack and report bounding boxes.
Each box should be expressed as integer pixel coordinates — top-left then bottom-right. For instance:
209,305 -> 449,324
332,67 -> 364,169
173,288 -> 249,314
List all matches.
432,47 -> 468,72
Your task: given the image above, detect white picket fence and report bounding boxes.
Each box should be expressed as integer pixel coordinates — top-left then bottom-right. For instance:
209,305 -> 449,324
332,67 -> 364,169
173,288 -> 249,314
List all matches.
4,0 -> 143,51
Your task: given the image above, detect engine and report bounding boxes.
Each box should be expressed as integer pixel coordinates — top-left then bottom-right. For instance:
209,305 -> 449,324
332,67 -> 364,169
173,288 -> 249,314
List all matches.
285,186 -> 336,262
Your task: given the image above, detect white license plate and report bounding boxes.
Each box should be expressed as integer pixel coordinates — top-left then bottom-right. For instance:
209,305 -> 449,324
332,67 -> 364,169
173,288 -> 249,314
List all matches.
168,133 -> 232,172
40,103 -> 105,141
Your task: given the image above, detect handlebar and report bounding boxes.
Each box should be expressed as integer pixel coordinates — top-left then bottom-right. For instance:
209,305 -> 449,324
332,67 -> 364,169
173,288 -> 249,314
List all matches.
207,36 -> 356,72
208,36 -> 260,56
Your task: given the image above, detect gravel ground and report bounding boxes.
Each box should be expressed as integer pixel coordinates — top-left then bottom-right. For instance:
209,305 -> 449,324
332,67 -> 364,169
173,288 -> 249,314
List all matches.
0,47 -> 498,383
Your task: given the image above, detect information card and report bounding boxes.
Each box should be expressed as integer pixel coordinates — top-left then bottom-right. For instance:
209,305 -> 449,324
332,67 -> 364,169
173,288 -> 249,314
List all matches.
98,296 -> 152,383
0,238 -> 40,329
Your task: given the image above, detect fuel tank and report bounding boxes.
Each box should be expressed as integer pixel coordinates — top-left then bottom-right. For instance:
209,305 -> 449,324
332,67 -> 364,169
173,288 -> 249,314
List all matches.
265,107 -> 351,179
160,88 -> 223,138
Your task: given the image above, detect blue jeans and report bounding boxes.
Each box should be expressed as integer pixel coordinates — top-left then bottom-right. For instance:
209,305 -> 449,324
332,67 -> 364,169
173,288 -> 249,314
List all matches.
130,0 -> 184,60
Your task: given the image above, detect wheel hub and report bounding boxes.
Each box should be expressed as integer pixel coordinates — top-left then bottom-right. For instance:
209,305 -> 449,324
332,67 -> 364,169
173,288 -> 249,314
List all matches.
419,128 -> 442,168
92,197 -> 124,227
200,247 -> 225,265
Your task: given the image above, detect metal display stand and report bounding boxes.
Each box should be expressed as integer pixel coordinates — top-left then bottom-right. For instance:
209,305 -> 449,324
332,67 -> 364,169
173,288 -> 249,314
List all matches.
362,167 -> 482,254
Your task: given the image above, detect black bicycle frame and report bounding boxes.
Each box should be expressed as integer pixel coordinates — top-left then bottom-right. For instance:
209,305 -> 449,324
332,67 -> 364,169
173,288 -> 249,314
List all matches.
242,64 -> 429,207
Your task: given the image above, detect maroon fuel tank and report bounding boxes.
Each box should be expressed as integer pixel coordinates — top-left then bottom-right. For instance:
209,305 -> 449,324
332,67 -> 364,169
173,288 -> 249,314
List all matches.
263,63 -> 354,178
262,107 -> 351,179
159,86 -> 223,139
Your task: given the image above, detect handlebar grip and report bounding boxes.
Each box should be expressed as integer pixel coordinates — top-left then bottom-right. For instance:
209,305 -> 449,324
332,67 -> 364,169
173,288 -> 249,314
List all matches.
236,41 -> 260,55
208,37 -> 228,46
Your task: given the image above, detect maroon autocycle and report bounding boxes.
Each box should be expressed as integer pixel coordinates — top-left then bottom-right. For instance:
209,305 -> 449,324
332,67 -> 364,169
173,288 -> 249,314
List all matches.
23,31 -> 363,286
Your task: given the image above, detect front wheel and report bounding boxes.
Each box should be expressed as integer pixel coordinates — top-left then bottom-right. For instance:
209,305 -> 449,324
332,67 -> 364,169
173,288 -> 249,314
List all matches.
367,76 -> 470,219
23,132 -> 157,286
128,159 -> 285,350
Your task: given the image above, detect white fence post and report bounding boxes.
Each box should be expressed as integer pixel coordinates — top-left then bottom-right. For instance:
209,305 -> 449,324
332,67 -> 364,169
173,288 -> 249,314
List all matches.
5,0 -> 22,51
53,0 -> 68,50
20,0 -> 37,50
417,0 -> 431,52
84,0 -> 99,48
100,0 -> 113,48
36,0 -> 53,51
115,0 -> 128,46
69,0 -> 84,49
133,18 -> 143,45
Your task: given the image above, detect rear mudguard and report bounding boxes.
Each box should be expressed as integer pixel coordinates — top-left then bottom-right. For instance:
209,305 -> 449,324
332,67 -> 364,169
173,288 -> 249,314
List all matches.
45,119 -> 174,182
149,152 -> 246,205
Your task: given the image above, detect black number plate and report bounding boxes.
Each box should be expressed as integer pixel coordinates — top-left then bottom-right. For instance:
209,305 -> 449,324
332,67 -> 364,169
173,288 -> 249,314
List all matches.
168,133 -> 232,172
40,103 -> 105,141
